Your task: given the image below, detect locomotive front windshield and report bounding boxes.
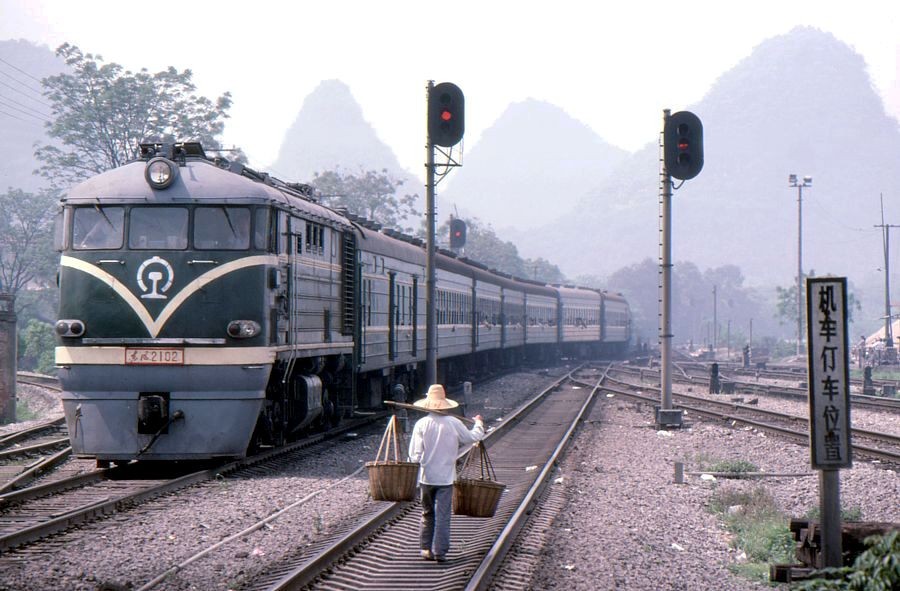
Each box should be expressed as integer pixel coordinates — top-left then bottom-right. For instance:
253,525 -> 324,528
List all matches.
73,206 -> 125,250
194,207 -> 250,250
70,205 -> 264,251
129,207 -> 188,249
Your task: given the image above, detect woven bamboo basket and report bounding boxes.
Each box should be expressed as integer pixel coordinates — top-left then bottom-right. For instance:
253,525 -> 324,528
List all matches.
366,415 -> 419,502
452,441 -> 505,517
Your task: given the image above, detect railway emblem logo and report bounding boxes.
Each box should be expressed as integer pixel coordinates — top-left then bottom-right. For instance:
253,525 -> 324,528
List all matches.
61,254 -> 275,337
137,256 -> 174,300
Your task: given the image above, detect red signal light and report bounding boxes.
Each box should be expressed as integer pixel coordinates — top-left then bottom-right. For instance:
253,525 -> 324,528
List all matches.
678,140 -> 689,150
441,109 -> 452,121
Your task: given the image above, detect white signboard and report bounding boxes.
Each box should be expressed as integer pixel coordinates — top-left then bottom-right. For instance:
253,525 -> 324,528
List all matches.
806,277 -> 852,469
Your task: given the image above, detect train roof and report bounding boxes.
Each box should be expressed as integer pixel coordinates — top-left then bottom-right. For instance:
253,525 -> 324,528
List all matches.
555,285 -> 602,301
601,291 -> 629,304
354,224 -> 427,265
62,151 -> 350,229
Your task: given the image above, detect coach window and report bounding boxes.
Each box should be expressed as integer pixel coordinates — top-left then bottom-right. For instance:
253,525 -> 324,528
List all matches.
195,206 -> 251,250
73,206 -> 125,250
129,207 -> 188,249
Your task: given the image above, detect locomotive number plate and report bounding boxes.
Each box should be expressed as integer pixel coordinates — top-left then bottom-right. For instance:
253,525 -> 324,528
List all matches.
124,348 -> 185,365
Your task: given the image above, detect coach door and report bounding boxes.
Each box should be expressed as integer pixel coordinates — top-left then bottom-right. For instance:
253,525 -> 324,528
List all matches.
388,272 -> 397,360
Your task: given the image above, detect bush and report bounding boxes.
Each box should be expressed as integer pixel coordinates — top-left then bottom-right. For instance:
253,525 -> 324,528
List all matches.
708,459 -> 759,474
15,399 -> 38,421
17,319 -> 56,375
795,530 -> 900,590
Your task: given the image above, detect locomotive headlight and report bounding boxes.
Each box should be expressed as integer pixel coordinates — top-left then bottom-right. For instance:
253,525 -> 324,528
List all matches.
55,319 -> 85,337
227,320 -> 261,339
144,157 -> 178,190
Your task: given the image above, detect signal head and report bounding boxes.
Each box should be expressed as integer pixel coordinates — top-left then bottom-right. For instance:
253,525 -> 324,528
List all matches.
428,82 -> 465,147
663,111 -> 704,180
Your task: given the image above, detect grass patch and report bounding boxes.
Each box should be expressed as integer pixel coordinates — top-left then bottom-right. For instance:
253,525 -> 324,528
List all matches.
707,459 -> 759,474
804,506 -> 864,522
709,486 -> 795,583
14,400 -> 39,422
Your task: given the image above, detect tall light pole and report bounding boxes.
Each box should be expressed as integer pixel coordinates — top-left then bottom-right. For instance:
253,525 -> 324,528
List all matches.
875,193 -> 899,363
789,174 -> 812,356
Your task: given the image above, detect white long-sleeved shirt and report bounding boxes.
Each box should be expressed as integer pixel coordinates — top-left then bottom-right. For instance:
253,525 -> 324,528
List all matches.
408,413 -> 485,486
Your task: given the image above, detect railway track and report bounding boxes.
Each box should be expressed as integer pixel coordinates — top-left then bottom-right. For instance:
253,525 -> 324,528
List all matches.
0,417 -> 71,494
614,363 -> 900,413
225,364 -> 606,591
601,369 -> 900,466
14,372 -> 62,392
0,413 -> 386,554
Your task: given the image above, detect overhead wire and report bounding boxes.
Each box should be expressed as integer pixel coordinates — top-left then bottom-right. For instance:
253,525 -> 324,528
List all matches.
0,69 -> 51,105
0,56 -> 45,85
0,55 -> 54,126
0,96 -> 51,123
0,88 -> 52,120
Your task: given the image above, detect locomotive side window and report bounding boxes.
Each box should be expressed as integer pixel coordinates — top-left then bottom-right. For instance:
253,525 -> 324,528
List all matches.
254,208 -> 269,251
194,206 -> 251,250
73,206 -> 124,250
54,207 -> 69,251
129,207 -> 188,249
305,222 -> 325,256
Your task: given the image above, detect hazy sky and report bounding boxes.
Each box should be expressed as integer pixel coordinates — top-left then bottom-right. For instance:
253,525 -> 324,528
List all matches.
2,0 -> 898,182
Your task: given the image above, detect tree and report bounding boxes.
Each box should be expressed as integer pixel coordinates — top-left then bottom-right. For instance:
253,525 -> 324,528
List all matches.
36,43 -> 238,188
523,257 -> 565,284
0,188 -> 58,297
776,272 -> 862,327
17,319 -> 56,375
607,258 -> 659,344
433,217 -> 528,278
312,169 -> 419,233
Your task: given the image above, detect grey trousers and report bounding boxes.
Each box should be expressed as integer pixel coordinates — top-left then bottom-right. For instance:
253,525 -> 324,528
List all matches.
419,484 -> 453,557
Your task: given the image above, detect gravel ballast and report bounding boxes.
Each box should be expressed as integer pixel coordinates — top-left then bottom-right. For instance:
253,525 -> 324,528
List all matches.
0,368 -> 897,590
527,392 -> 899,590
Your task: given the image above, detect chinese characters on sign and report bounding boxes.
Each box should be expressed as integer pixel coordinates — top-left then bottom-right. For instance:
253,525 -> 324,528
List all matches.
806,278 -> 852,469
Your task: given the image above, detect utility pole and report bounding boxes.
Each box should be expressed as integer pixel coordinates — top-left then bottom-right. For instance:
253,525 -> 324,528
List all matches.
425,81 -> 437,386
658,108 -> 703,428
875,193 -> 899,364
424,81 -> 464,386
788,174 -> 812,356
712,284 -> 718,357
659,110 -> 674,417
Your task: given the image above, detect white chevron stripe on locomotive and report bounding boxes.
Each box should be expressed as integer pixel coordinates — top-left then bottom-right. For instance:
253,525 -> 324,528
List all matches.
55,345 -> 278,365
60,255 -> 278,338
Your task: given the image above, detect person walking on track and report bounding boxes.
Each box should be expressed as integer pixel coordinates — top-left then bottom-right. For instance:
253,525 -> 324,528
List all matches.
408,384 -> 484,562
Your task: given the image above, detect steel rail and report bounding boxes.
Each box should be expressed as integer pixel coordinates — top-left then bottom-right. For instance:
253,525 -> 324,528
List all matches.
465,365 -> 609,591
0,413 -> 386,553
0,417 -> 66,447
0,437 -> 70,460
0,446 -> 74,495
599,380 -> 900,464
250,366 -> 585,591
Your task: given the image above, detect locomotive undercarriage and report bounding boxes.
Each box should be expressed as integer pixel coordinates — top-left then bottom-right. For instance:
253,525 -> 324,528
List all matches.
253,355 -> 345,450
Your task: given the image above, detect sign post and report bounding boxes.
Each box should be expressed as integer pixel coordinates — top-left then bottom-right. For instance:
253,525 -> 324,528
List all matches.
806,277 -> 852,567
